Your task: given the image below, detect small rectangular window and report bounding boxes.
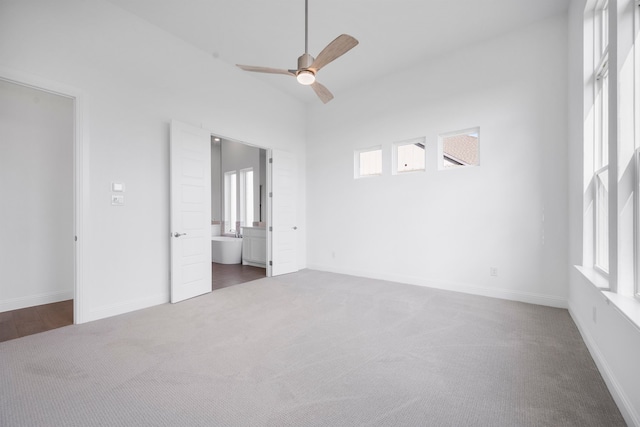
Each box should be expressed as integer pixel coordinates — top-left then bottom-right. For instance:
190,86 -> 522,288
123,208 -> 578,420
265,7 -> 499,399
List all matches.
393,138 -> 426,174
439,127 -> 480,170
355,147 -> 382,178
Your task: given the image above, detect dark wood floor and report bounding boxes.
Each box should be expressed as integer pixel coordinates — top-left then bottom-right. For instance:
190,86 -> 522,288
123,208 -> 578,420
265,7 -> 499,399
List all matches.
0,299 -> 73,343
0,264 -> 265,343
212,262 -> 266,290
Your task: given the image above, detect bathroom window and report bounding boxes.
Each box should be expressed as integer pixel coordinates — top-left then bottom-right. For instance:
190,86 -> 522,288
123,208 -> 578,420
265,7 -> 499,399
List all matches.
355,146 -> 382,178
224,171 -> 237,233
438,127 -> 480,169
392,137 -> 425,174
240,168 -> 254,228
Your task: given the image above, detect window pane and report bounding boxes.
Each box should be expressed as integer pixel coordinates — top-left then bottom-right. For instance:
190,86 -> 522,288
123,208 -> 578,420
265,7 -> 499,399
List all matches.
359,149 -> 382,176
441,129 -> 479,169
637,151 -> 640,295
396,142 -> 425,173
224,171 -> 237,233
601,1 -> 608,54
595,168 -> 609,272
595,1 -> 609,59
241,169 -> 254,227
595,69 -> 609,169
601,72 -> 608,166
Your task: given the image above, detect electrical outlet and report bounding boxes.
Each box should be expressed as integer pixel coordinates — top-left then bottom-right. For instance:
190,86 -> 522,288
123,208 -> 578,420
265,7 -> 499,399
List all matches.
111,194 -> 124,206
490,267 -> 498,277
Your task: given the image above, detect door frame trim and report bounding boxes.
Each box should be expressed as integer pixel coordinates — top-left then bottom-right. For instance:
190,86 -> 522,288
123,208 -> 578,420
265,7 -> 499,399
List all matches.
0,66 -> 88,324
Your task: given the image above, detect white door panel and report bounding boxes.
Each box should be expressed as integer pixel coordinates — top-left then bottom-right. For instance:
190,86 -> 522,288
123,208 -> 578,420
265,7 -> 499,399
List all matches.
271,150 -> 298,276
170,120 -> 211,303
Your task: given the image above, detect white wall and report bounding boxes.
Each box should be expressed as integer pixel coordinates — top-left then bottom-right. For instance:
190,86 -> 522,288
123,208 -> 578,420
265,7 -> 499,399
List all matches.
0,79 -> 74,311
306,15 -> 569,307
0,0 -> 307,322
567,0 -> 640,425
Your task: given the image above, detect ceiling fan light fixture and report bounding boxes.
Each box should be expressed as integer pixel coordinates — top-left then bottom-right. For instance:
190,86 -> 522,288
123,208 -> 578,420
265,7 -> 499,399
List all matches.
235,0 -> 358,103
296,70 -> 316,85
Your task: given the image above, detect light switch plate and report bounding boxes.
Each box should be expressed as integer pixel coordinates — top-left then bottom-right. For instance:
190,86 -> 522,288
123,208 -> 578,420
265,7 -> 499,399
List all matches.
111,195 -> 124,206
111,182 -> 125,192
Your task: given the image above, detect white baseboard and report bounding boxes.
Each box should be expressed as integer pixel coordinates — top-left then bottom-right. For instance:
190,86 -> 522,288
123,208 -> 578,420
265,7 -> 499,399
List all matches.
307,264 -> 568,308
0,290 -> 74,313
84,293 -> 169,323
568,303 -> 640,427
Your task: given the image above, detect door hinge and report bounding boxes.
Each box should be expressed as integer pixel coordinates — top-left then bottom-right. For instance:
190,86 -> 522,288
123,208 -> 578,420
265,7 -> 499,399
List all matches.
74,236 -> 78,242
269,158 -> 273,164
269,226 -> 273,232
269,192 -> 273,197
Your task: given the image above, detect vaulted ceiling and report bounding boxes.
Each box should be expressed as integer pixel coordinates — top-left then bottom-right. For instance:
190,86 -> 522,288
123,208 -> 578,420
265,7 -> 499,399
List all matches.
106,0 -> 570,104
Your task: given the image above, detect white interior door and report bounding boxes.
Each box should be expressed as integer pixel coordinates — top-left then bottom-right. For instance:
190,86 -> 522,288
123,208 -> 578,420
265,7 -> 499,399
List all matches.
270,150 -> 298,276
170,120 -> 211,303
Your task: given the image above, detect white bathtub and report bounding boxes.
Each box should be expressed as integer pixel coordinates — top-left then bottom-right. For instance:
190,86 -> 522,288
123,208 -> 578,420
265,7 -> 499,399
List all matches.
211,236 -> 243,264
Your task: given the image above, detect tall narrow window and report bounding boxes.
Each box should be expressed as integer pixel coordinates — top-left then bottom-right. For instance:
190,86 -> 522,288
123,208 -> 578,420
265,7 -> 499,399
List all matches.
224,171 -> 237,233
635,1 -> 640,296
393,138 -> 426,174
240,168 -> 254,228
636,149 -> 640,296
593,0 -> 609,274
355,147 -> 382,178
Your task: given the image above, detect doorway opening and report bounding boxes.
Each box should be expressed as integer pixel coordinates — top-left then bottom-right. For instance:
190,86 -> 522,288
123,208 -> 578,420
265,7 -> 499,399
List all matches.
0,72 -> 84,336
211,135 -> 268,290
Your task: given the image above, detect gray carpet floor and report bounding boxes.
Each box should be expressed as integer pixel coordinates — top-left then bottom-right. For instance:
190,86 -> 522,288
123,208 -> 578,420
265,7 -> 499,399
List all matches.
0,270 -> 625,426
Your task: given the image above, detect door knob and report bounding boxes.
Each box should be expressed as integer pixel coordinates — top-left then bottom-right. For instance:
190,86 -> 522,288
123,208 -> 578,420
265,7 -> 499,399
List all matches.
173,232 -> 187,237
292,226 -> 298,230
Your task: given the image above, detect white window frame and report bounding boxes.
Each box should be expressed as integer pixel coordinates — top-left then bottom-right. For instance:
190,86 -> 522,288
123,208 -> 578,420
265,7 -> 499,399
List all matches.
635,0 -> 640,297
354,146 -> 383,179
392,137 -> 426,175
592,0 -> 609,276
636,149 -> 640,297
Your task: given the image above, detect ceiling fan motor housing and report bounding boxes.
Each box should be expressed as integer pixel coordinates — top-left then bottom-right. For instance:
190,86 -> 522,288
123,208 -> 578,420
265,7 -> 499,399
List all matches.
298,53 -> 315,72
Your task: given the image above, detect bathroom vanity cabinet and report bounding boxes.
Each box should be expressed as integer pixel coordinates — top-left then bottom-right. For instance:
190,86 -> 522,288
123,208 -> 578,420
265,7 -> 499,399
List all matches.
241,227 -> 267,268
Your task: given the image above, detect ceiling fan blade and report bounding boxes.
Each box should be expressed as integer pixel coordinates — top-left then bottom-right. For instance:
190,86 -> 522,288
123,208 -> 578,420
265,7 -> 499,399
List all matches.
311,81 -> 334,104
310,34 -> 359,72
236,64 -> 295,76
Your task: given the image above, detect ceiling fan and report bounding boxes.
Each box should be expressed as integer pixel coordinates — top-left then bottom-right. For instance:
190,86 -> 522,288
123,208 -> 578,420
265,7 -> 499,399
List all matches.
236,0 -> 358,104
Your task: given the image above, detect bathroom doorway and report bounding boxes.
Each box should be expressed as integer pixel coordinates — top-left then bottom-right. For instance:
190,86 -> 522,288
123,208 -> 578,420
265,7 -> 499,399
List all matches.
210,136 -> 268,290
0,73 -> 84,329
